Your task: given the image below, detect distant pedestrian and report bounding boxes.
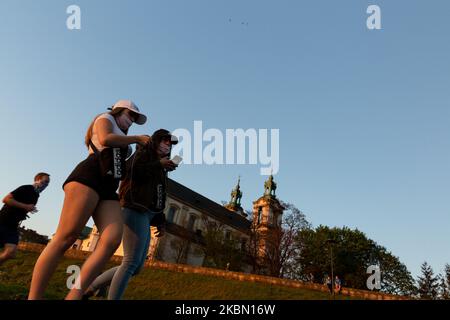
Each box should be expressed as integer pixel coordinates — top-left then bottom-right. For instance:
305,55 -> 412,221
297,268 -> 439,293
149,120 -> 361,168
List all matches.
0,172 -> 50,265
325,275 -> 332,294
334,275 -> 342,294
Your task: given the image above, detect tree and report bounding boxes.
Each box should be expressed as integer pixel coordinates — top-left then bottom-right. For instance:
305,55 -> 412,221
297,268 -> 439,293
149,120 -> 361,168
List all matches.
417,262 -> 439,300
438,264 -> 450,300
374,246 -> 417,296
200,216 -> 244,271
246,216 -> 264,274
245,202 -> 310,278
294,226 -> 416,296
169,237 -> 190,264
18,227 -> 49,245
263,201 -> 310,278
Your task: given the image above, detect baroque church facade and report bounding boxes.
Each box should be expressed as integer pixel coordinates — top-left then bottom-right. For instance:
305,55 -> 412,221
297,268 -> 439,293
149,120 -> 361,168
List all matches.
78,175 -> 284,273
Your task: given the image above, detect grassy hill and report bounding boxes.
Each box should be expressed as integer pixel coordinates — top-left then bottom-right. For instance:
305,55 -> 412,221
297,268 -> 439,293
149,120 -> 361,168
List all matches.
0,250 -> 352,300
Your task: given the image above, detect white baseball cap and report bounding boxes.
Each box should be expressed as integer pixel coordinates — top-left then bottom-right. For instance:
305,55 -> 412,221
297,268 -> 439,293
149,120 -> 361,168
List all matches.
109,100 -> 147,125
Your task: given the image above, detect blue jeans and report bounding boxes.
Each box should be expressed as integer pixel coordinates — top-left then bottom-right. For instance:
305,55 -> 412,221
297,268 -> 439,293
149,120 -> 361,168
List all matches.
89,207 -> 158,300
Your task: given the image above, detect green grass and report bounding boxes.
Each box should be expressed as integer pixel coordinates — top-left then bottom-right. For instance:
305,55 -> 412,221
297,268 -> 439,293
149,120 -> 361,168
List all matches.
0,250 -> 352,300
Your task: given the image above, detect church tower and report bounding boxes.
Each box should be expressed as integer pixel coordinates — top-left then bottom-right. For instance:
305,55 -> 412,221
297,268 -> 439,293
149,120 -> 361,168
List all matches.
224,177 -> 246,217
252,174 -> 284,267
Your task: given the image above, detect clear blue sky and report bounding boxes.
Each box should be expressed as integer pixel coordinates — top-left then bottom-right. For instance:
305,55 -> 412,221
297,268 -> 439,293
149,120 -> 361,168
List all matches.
1,0 -> 449,279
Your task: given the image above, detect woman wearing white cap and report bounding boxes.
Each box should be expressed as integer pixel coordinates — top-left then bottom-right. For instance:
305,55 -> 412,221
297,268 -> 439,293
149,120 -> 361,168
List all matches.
83,129 -> 179,300
29,100 -> 150,300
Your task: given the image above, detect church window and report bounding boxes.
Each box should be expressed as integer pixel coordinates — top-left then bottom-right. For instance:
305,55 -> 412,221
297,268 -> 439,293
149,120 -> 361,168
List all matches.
187,214 -> 197,231
167,206 -> 178,223
257,207 -> 263,224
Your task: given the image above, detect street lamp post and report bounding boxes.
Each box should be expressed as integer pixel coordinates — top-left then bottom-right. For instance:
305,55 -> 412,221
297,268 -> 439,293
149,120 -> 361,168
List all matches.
326,239 -> 337,300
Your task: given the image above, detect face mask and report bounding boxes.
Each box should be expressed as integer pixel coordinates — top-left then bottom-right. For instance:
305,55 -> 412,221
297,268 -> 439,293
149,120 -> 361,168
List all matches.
116,113 -> 133,131
158,142 -> 171,156
34,180 -> 49,193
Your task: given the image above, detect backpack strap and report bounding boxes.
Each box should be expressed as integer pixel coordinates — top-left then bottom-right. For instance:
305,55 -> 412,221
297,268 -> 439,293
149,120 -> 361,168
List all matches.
89,140 -> 100,155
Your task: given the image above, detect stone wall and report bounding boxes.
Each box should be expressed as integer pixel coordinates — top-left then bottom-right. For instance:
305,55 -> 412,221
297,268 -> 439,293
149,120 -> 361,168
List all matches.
17,242 -> 408,300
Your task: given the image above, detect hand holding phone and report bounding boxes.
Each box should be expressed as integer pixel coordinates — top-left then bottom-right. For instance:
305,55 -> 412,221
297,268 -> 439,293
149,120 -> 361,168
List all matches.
171,155 -> 183,165
160,157 -> 177,171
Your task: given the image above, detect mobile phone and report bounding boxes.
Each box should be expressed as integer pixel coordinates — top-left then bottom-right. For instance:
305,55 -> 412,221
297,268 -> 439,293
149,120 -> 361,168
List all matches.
171,155 -> 182,165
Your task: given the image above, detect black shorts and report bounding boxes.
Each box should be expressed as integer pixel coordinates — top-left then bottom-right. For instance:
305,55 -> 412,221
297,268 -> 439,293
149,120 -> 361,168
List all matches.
0,225 -> 19,247
63,154 -> 120,201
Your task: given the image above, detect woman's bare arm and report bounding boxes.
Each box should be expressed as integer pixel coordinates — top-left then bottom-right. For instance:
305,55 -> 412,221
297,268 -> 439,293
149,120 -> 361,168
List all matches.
96,118 -> 149,147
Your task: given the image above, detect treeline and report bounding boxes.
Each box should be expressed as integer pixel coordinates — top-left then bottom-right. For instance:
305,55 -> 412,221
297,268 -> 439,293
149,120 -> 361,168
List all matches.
18,227 -> 49,245
416,262 -> 450,300
200,201 -> 448,299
